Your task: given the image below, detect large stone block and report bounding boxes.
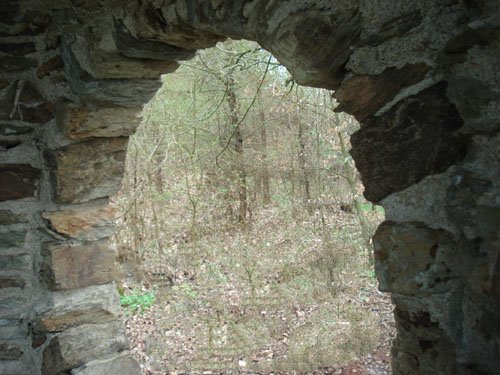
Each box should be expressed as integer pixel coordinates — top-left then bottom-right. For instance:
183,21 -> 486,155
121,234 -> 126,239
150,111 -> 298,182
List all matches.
42,321 -> 128,375
57,102 -> 142,140
0,164 -> 40,202
36,283 -> 121,332
350,82 -> 466,202
46,137 -> 128,203
42,240 -> 116,290
62,38 -> 162,107
42,204 -> 117,241
373,221 -> 457,296
71,351 -> 141,375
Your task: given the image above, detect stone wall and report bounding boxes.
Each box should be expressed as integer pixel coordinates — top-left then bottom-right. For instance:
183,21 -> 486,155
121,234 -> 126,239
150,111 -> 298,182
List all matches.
0,1 -> 498,374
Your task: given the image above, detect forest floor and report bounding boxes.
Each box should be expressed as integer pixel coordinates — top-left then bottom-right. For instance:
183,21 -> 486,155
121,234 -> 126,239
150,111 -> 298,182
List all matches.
117,204 -> 395,375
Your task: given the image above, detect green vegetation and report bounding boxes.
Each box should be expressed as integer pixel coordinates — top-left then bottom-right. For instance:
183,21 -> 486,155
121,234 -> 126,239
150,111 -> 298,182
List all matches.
120,289 -> 156,315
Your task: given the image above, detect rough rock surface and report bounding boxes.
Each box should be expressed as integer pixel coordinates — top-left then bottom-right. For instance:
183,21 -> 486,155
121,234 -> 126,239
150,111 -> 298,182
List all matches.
0,0 -> 499,374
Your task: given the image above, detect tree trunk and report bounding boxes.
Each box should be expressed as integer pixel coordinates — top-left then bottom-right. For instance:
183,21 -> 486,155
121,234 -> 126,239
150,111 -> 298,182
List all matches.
297,115 -> 311,209
259,109 -> 271,205
226,74 -> 247,224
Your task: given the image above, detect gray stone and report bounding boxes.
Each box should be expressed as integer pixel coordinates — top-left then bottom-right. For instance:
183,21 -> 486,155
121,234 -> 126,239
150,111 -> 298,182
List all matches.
0,342 -> 24,360
0,296 -> 25,315
0,254 -> 31,271
114,19 -> 195,61
0,319 -> 27,340
0,360 -> 33,375
0,230 -> 27,248
42,321 -> 128,375
0,210 -> 27,225
71,352 -> 141,375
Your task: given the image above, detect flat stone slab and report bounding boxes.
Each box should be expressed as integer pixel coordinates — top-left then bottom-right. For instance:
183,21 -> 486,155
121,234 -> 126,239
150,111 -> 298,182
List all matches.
42,204 -> 117,241
71,351 -> 140,375
42,239 -> 116,290
37,283 -> 121,332
42,321 -> 128,375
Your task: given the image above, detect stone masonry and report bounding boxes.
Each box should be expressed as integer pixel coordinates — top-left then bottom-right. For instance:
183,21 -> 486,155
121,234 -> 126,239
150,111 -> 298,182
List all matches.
0,1 -> 499,374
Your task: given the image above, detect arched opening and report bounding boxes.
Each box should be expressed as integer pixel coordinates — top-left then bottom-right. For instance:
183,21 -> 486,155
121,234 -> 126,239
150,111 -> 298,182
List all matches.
114,39 -> 390,373
0,1 -> 498,375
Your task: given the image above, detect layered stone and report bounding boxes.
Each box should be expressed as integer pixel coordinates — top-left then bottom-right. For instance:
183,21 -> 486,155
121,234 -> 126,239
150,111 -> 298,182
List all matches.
41,321 -> 128,375
57,101 -> 142,140
42,204 -> 117,241
36,283 -> 121,332
45,138 -> 128,203
42,240 -> 116,290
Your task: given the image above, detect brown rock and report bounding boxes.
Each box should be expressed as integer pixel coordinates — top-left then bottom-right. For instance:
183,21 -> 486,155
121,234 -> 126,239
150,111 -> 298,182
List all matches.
42,240 -> 116,290
334,63 -> 430,121
0,164 -> 40,202
37,283 -> 121,332
41,321 -> 128,375
46,137 -> 128,203
57,102 -> 141,140
42,204 -> 117,241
